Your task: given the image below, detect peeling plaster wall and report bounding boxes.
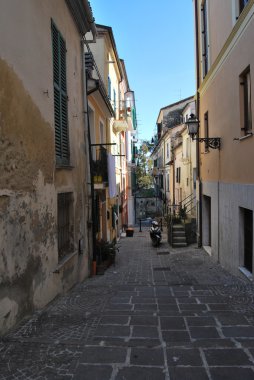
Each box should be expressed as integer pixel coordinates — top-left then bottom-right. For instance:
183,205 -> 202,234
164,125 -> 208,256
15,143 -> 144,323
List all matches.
0,0 -> 91,334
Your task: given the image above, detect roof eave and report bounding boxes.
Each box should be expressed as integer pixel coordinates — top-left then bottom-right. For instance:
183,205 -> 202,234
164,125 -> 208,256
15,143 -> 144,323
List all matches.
65,0 -> 97,38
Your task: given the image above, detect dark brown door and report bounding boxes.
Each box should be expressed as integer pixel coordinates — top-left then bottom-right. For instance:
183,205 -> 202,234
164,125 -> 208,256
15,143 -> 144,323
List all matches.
244,209 -> 253,273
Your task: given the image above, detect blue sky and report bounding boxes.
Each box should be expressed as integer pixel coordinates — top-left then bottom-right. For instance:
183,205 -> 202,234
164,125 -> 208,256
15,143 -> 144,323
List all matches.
90,0 -> 196,142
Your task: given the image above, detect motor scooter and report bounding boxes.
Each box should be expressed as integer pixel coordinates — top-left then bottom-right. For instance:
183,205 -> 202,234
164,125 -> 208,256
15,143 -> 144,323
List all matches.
150,220 -> 162,247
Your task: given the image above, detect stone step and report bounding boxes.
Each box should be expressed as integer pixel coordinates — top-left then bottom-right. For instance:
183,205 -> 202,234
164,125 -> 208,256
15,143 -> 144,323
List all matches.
173,231 -> 185,237
172,242 -> 188,247
173,236 -> 187,242
172,225 -> 185,231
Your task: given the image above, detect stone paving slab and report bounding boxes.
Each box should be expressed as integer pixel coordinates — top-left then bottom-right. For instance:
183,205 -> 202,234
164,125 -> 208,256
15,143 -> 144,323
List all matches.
1,227 -> 254,379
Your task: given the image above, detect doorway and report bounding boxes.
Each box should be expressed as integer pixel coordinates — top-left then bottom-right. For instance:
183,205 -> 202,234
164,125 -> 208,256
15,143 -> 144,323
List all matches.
243,208 -> 253,273
203,195 -> 211,246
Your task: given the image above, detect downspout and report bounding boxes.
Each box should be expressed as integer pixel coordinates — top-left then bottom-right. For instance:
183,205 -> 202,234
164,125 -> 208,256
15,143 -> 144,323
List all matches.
194,0 -> 202,247
82,45 -> 98,275
173,147 -> 175,210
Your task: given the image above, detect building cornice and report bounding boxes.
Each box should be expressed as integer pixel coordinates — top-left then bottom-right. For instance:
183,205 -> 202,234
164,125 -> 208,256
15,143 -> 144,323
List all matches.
199,0 -> 254,96
65,0 -> 96,37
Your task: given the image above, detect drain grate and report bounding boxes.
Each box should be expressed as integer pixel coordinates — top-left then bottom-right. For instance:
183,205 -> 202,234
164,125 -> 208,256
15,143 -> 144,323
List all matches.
157,251 -> 170,255
153,267 -> 171,271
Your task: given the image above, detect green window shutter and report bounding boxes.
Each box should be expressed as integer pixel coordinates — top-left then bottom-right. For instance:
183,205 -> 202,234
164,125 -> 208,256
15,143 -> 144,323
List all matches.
54,87 -> 61,157
52,20 -> 69,165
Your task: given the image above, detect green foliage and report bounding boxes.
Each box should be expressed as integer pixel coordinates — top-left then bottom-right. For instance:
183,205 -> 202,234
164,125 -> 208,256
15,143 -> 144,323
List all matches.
135,142 -> 153,189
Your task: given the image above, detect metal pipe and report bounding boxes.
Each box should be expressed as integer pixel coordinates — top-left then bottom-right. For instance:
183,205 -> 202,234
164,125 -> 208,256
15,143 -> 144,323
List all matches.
194,0 -> 202,247
82,47 -> 98,271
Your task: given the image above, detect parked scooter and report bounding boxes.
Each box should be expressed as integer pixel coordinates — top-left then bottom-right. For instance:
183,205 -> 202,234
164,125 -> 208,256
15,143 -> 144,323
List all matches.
150,220 -> 162,247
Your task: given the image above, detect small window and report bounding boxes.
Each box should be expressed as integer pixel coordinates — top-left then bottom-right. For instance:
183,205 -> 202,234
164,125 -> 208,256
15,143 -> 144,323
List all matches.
240,67 -> 252,135
57,193 -> 73,259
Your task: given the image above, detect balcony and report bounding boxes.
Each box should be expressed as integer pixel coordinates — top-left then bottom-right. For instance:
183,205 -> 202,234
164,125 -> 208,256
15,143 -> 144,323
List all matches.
113,106 -> 136,133
92,146 -> 108,186
113,119 -> 129,133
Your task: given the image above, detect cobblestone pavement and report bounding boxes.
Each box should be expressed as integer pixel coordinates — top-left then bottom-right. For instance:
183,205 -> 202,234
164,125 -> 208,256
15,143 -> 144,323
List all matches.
1,228 -> 254,379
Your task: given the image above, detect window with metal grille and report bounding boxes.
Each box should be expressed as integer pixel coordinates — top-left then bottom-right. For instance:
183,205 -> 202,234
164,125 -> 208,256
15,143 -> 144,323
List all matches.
52,20 -> 69,166
57,193 -> 73,259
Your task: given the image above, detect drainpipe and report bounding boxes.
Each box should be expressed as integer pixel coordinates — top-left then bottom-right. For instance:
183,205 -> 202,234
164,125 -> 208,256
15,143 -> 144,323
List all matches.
194,0 -> 202,248
82,44 -> 98,275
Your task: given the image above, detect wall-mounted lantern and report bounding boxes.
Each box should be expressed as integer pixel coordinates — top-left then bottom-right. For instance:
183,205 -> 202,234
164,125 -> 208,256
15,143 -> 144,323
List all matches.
186,113 -> 221,149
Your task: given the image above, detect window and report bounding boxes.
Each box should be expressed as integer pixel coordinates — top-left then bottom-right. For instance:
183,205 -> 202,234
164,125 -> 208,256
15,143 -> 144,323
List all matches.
239,0 -> 249,14
240,67 -> 252,134
201,0 -> 209,78
108,76 -> 111,100
52,21 -> 69,166
204,112 -> 209,151
176,167 -> 181,183
57,193 -> 73,259
166,142 -> 170,159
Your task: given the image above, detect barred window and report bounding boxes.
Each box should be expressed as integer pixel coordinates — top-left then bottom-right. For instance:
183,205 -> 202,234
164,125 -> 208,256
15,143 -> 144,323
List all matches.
57,193 -> 73,259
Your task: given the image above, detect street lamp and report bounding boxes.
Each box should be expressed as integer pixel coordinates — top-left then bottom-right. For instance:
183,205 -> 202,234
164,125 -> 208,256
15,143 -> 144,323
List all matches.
186,113 -> 221,149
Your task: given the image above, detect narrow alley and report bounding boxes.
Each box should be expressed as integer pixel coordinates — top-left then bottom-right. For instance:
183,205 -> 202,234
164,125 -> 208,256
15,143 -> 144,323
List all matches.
1,228 -> 254,380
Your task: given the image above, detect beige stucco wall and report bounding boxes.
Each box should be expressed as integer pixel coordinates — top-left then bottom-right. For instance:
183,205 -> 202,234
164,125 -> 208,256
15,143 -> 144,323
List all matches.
0,0 -> 91,334
207,0 -> 234,65
199,11 -> 254,184
197,1 -> 254,276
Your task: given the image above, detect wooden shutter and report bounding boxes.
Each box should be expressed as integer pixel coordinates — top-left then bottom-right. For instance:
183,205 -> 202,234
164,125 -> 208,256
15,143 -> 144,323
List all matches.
52,21 -> 69,165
